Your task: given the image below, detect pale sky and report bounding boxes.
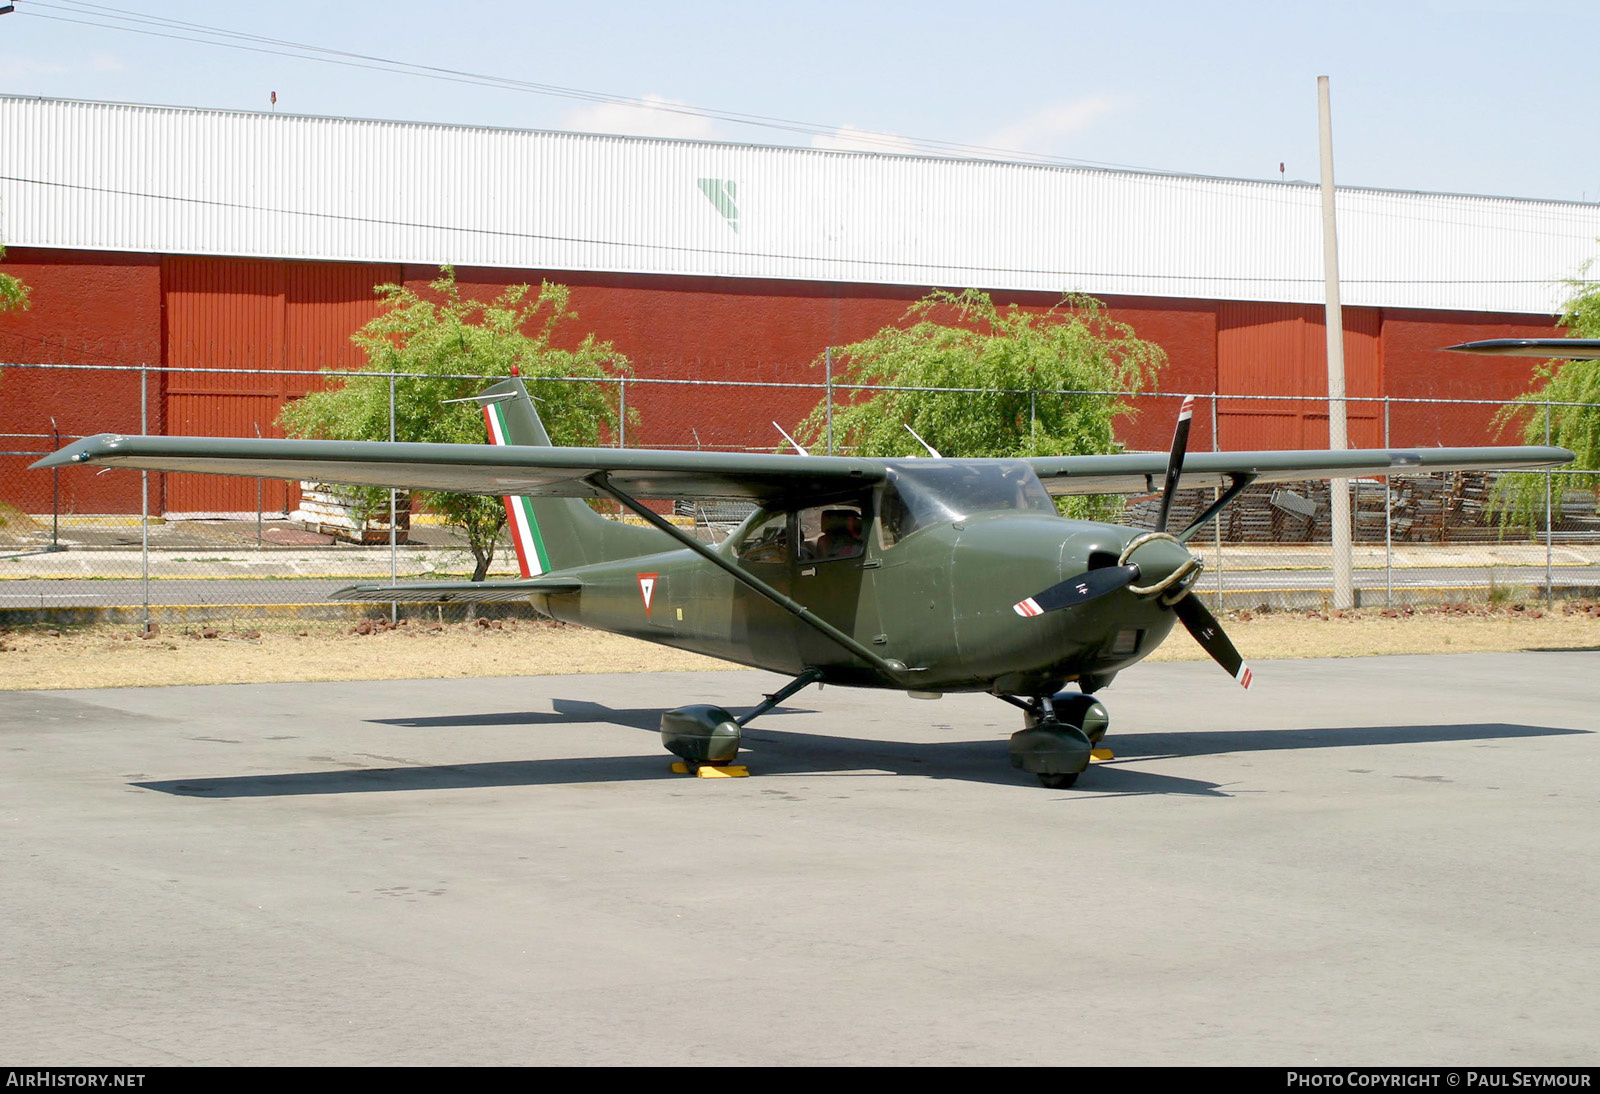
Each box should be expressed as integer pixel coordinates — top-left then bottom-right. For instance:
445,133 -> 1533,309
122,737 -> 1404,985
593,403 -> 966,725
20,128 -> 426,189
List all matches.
1,0 -> 1597,203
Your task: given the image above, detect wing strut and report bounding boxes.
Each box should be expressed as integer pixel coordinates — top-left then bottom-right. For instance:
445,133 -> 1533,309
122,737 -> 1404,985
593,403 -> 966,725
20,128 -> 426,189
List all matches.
586,473 -> 911,684
1176,473 -> 1259,543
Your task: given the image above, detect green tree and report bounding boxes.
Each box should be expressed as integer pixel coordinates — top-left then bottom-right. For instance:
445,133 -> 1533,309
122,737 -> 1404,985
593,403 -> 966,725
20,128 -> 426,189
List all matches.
1491,268 -> 1600,532
0,245 -> 29,313
794,289 -> 1167,520
280,267 -> 631,579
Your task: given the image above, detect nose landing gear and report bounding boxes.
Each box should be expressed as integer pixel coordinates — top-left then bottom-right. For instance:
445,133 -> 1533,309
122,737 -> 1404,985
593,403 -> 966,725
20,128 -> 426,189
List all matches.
1000,691 -> 1110,788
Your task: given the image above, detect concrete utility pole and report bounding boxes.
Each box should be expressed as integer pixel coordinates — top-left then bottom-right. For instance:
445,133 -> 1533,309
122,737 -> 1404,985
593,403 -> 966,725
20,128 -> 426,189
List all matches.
1318,75 -> 1354,610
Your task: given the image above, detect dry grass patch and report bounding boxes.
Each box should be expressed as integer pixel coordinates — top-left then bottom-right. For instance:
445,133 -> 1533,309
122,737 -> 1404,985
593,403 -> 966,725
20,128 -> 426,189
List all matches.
0,617 -> 736,691
0,603 -> 1596,691
1149,601 -> 1600,662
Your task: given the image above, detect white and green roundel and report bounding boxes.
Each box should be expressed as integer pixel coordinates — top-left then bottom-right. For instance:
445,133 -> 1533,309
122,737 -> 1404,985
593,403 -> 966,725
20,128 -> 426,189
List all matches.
482,401 -> 550,577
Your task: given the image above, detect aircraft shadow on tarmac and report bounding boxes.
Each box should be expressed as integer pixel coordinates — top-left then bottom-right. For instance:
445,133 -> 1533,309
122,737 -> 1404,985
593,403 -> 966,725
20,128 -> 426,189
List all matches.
370,698 -> 771,734
132,700 -> 1586,801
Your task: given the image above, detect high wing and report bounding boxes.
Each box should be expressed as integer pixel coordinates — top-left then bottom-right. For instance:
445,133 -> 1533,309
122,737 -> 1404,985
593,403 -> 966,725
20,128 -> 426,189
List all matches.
1025,445 -> 1573,496
31,434 -> 885,504
1446,338 -> 1600,360
33,435 -> 1571,502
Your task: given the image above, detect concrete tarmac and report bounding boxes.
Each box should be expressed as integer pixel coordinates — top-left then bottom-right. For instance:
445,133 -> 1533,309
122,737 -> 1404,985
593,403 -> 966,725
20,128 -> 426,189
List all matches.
1,653 -> 1596,1065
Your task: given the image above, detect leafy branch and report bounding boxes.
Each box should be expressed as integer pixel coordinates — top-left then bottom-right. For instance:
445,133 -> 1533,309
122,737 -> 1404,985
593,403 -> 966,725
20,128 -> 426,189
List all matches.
280,267 -> 632,579
795,290 -> 1166,520
1490,265 -> 1600,533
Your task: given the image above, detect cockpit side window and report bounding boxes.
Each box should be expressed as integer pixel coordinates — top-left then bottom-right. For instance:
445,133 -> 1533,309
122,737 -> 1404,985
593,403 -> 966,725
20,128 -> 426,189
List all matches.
878,480 -> 914,548
731,508 -> 790,564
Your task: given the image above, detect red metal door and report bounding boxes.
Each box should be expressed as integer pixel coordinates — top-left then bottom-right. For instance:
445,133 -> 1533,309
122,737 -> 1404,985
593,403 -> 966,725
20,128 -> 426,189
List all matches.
161,257 -> 399,515
1217,302 -> 1382,450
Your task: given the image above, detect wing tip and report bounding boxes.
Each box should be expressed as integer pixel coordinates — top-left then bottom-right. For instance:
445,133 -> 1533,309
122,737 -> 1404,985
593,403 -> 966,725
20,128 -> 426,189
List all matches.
1445,338 -> 1600,360
29,433 -> 126,470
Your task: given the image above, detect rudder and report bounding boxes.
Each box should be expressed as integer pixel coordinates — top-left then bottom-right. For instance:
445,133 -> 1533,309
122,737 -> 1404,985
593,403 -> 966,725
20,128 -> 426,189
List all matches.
477,375 -> 663,571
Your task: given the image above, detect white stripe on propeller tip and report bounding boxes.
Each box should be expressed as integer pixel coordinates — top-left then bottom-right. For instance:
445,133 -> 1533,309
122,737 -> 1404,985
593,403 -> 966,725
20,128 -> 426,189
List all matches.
1236,664 -> 1254,689
1013,597 -> 1043,617
1179,395 -> 1195,421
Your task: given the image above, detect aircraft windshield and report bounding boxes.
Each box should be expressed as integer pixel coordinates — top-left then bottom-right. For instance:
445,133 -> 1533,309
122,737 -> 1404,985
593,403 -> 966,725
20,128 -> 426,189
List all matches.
880,461 -> 1054,545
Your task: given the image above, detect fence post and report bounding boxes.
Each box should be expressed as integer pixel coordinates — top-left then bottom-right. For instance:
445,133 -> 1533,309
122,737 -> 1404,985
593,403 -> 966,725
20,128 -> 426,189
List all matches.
1211,393 -> 1222,604
254,423 -> 263,547
48,415 -> 60,552
389,372 -> 397,626
619,378 -> 627,449
1545,401 -> 1553,611
825,347 -> 834,456
1384,396 -> 1392,608
140,365 -> 150,635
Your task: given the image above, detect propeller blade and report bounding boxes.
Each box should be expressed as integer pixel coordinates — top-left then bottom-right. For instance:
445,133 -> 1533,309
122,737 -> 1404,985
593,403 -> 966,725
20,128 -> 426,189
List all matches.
1173,594 -> 1253,688
1154,395 -> 1195,533
1014,565 -> 1140,617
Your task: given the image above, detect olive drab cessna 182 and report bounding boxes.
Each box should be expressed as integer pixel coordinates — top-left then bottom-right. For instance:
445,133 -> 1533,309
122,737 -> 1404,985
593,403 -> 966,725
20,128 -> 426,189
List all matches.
34,363 -> 1573,788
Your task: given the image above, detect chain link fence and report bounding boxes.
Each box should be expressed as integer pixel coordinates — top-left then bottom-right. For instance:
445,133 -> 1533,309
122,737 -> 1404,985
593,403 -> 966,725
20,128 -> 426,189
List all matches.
2,361 -> 1595,625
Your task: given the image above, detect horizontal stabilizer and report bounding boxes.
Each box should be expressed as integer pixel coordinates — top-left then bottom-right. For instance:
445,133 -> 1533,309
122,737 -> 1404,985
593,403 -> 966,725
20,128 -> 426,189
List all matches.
330,578 -> 582,603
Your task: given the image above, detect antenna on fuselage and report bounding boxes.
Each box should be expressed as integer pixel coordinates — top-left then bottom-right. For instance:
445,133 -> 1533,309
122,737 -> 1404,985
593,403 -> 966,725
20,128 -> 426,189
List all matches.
773,421 -> 810,456
903,423 -> 942,458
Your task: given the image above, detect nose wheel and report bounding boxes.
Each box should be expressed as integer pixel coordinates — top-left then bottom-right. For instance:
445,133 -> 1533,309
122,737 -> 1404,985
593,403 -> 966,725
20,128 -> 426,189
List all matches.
999,691 -> 1110,788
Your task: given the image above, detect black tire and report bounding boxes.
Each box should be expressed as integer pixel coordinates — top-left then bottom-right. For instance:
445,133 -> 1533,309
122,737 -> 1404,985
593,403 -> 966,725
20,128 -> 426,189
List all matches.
1037,771 -> 1079,789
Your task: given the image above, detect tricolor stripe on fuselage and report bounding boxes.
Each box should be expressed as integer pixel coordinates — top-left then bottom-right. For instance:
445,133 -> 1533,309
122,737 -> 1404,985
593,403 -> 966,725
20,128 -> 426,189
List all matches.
482,401 -> 550,577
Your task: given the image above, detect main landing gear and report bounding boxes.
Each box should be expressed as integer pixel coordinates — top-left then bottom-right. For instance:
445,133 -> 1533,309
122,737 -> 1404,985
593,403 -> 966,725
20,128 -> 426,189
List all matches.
659,671 -> 1111,789
659,669 -> 825,775
999,691 -> 1111,789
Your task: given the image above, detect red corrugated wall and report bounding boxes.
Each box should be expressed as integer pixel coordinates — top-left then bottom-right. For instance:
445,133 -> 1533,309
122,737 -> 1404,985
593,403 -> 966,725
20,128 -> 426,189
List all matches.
0,248 -> 161,514
417,267 -> 1226,454
161,256 -> 399,514
1379,311 -> 1571,447
417,266 -> 1568,455
0,249 -> 1577,522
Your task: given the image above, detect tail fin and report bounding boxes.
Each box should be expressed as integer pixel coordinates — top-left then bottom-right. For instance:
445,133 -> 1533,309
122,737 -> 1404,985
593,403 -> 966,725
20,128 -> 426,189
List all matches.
478,376 -> 663,571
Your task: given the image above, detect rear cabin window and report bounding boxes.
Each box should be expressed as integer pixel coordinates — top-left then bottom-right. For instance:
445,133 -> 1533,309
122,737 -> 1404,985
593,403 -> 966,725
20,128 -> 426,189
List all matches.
729,498 -> 872,564
798,502 -> 866,562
